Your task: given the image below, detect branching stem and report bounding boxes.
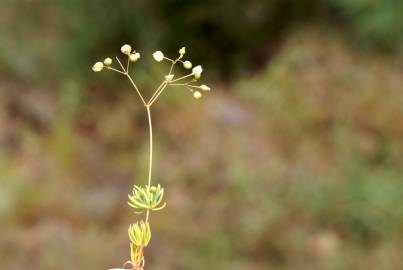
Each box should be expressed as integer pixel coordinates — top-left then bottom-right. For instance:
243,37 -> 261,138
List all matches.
127,74 -> 147,106
148,84 -> 167,106
170,73 -> 194,83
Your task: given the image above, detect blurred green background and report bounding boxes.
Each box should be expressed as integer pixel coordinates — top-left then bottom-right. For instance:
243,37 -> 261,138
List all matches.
1,1 -> 403,270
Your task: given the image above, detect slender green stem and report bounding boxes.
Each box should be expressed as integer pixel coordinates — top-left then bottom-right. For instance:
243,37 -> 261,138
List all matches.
168,59 -> 176,75
148,84 -> 168,106
170,73 -> 194,83
146,105 -> 153,188
106,66 -> 126,75
126,55 -> 130,73
145,105 -> 153,223
148,81 -> 167,105
127,74 -> 147,106
163,56 -> 175,62
116,56 -> 126,72
168,83 -> 188,86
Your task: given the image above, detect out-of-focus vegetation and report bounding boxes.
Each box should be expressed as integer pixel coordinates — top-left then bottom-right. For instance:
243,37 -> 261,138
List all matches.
1,1 -> 403,270
1,0 -> 403,80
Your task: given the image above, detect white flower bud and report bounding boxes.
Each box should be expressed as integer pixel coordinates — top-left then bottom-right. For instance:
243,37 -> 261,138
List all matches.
129,52 -> 140,62
153,51 -> 164,62
193,91 -> 202,99
103,58 -> 112,66
92,62 -> 104,72
179,47 -> 186,55
165,74 -> 174,82
183,60 -> 192,69
199,84 -> 210,91
121,44 -> 132,55
192,65 -> 203,79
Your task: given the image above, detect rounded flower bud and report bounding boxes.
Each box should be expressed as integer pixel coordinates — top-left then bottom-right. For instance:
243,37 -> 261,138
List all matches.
165,74 -> 174,82
179,47 -> 186,55
92,62 -> 104,72
199,84 -> 210,91
121,44 -> 132,55
193,91 -> 202,99
129,52 -> 140,62
153,51 -> 164,62
183,60 -> 192,69
192,65 -> 203,79
103,58 -> 112,66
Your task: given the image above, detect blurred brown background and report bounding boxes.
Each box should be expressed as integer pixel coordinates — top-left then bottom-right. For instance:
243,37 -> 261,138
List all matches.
1,1 -> 403,270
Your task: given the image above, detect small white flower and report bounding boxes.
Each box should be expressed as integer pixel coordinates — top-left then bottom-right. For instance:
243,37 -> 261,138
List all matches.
153,51 -> 164,62
121,44 -> 132,55
193,91 -> 202,99
103,58 -> 112,66
192,65 -> 203,79
199,84 -> 210,91
183,60 -> 192,69
129,52 -> 141,62
92,62 -> 104,72
165,74 -> 174,82
179,47 -> 186,55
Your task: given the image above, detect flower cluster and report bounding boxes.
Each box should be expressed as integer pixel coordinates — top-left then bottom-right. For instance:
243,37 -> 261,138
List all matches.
149,47 -> 209,99
92,44 -> 211,102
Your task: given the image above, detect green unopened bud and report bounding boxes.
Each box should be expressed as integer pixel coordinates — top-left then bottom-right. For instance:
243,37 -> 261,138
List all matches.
103,58 -> 112,66
192,65 -> 203,79
183,60 -> 192,69
179,47 -> 186,55
129,52 -> 141,62
199,84 -> 211,91
193,91 -> 202,99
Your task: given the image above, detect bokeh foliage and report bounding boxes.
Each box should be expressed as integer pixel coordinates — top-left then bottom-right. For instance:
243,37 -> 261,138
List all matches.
1,0 -> 403,80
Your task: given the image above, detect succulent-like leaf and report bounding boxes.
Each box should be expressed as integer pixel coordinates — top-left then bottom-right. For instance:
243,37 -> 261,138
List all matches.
128,221 -> 151,247
128,184 -> 166,212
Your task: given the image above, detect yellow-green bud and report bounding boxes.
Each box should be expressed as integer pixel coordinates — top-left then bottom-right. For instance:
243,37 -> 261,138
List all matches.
183,60 -> 192,69
192,65 -> 203,79
193,91 -> 202,99
199,84 -> 210,91
103,58 -> 112,66
179,47 -> 186,55
129,52 -> 140,62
